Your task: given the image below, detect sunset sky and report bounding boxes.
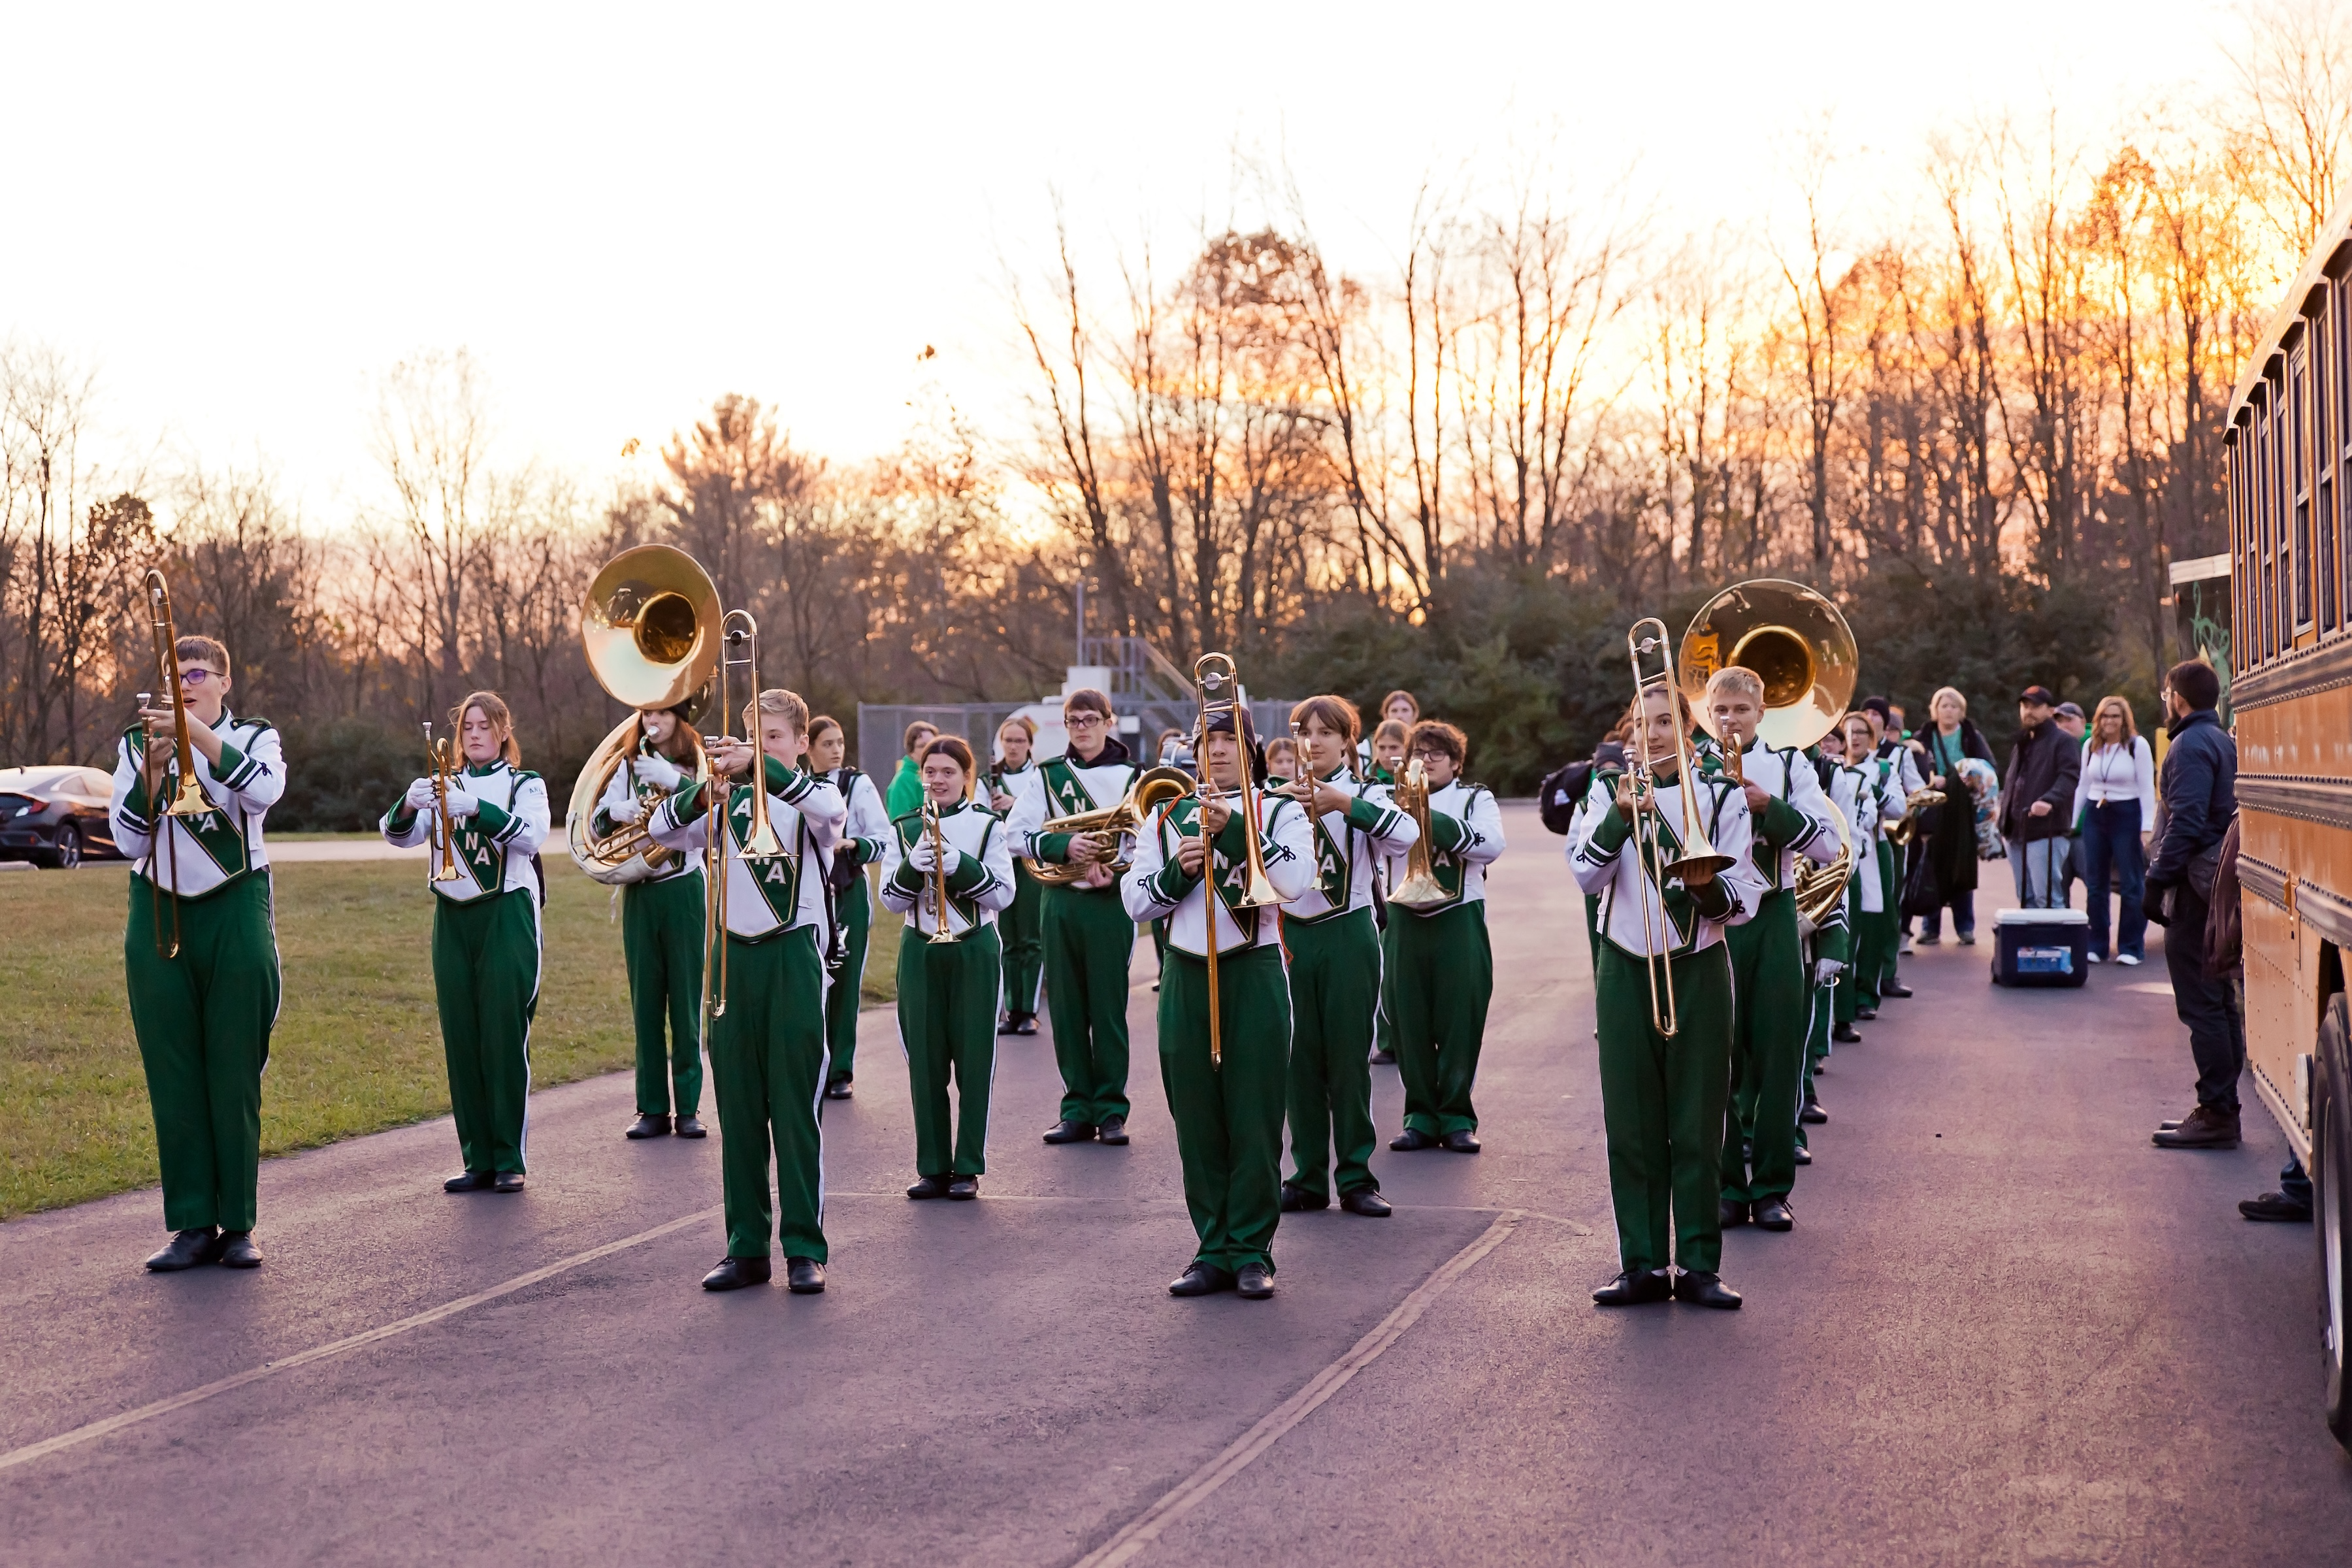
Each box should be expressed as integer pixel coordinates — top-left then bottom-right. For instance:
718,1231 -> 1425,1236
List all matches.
3,1 -> 2240,517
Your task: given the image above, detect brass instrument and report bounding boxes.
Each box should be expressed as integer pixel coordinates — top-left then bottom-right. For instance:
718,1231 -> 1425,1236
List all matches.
700,609 -> 789,1025
1791,798 -> 1851,934
1190,653 -> 1280,1069
1387,756 -> 1456,911
1021,767 -> 1194,885
568,546 -> 721,885
422,723 -> 466,883
1625,618 -> 1737,1038
921,795 -> 962,945
1886,787 -> 1949,848
137,570 -> 212,958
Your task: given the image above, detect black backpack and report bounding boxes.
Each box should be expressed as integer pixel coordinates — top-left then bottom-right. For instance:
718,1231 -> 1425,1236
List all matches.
1538,760 -> 1592,835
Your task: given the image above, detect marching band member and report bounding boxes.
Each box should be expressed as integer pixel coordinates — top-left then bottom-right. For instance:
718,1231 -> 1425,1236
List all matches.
1572,681 -> 1765,1309
1123,705 -> 1314,1298
1279,696 -> 1415,1218
885,720 -> 938,820
1699,667 -> 1844,1233
115,633 -> 286,1271
881,736 -> 1017,1200
647,688 -> 845,1294
1365,718 -> 1412,1065
1829,712 -> 1904,1043
1385,720 -> 1506,1153
1263,734 -> 1299,786
593,702 -> 708,1139
382,692 -> 549,1198
808,715 -> 890,1100
1799,727 -> 1855,1137
988,716 -> 1045,1036
1007,688 -> 1142,1147
1859,698 -> 1923,1005
1357,690 -> 1420,772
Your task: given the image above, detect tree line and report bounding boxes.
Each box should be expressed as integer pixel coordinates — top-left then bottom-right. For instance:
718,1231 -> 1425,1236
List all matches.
2,1 -> 2345,811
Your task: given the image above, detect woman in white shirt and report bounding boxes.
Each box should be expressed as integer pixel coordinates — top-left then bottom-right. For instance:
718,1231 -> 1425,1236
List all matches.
2071,694 -> 2157,965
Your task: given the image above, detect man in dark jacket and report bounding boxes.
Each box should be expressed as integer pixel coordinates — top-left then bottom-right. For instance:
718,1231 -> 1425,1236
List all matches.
2144,659 -> 2242,1149
1999,686 -> 2082,908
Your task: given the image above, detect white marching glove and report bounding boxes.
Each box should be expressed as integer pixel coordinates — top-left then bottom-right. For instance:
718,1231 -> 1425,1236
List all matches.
609,795 -> 645,825
1812,958 -> 1846,988
636,753 -> 683,792
907,838 -> 937,874
934,842 -> 963,876
404,777 -> 437,812
442,786 -> 482,819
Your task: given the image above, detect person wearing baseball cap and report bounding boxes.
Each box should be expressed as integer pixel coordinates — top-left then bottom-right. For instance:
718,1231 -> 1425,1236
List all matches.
1999,686 -> 2078,907
2050,702 -> 2090,910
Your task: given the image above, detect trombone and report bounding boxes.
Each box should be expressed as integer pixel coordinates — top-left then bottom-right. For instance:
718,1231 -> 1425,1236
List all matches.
1192,653 -> 1280,1068
138,569 -> 212,959
1625,617 -> 1735,1038
421,723 -> 467,883
700,608 -> 785,1027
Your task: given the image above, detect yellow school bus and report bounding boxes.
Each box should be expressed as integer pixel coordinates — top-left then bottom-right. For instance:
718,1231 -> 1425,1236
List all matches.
2222,220 -> 2352,1447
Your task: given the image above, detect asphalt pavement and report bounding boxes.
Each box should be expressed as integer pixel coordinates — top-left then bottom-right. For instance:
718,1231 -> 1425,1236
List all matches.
3,802 -> 2347,1565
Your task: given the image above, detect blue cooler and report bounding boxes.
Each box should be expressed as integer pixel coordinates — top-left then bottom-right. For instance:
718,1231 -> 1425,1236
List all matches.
1991,907 -> 2091,987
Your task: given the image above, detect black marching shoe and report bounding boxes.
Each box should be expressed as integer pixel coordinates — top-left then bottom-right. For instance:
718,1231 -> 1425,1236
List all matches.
1831,1021 -> 1863,1044
1371,1048 -> 1397,1065
1235,1263 -> 1275,1299
1098,1114 -> 1130,1146
1881,981 -> 1914,999
1855,1006 -> 1878,1021
947,1176 -> 979,1200
1800,1098 -> 1828,1126
1752,1198 -> 1794,1232
1674,1271 -> 1743,1309
1719,1198 -> 1750,1228
906,1174 -> 952,1200
493,1172 -> 526,1194
2240,1190 -> 2313,1222
1592,1269 -> 1673,1307
1340,1187 -> 1393,1218
1012,1014 -> 1038,1036
144,1227 -> 221,1271
702,1255 -> 770,1292
625,1113 -> 672,1139
2152,1105 -> 2241,1149
217,1232 -> 263,1268
1168,1261 -> 1233,1297
825,1078 -> 855,1101
1279,1183 -> 1329,1213
1440,1130 -> 1482,1154
997,1013 -> 1022,1036
1390,1128 -> 1439,1151
444,1170 -> 495,1193
1792,1143 -> 1812,1166
674,1115 -> 708,1138
1043,1119 -> 1098,1145
785,1257 -> 826,1294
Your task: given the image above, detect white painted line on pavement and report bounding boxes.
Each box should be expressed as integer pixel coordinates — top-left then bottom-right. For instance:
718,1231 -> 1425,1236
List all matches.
0,1205 -> 721,1478
1073,1209 -> 1526,1568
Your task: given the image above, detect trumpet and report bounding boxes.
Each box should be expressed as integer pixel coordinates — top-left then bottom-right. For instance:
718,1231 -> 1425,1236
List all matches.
1626,617 -> 1736,1039
138,569 -> 212,959
921,794 -> 963,945
422,723 -> 467,883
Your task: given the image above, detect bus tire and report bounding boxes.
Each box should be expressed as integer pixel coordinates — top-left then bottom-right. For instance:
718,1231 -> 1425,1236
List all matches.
2320,993 -> 2352,1450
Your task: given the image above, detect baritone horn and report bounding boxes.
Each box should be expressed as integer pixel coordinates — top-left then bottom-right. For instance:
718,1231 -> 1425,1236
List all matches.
1021,767 -> 1195,885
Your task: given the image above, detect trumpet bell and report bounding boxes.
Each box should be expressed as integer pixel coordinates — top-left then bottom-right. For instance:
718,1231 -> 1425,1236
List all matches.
1676,579 -> 1858,753
582,546 -> 723,715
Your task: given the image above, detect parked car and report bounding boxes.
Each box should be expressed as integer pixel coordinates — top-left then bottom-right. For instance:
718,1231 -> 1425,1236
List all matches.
0,765 -> 122,868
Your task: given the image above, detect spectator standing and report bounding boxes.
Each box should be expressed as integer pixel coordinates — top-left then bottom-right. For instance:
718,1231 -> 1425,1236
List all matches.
2071,696 -> 2155,966
2051,701 -> 2089,911
887,720 -> 938,819
2147,660 -> 2244,1149
1999,686 -> 2081,908
1916,687 -> 1995,944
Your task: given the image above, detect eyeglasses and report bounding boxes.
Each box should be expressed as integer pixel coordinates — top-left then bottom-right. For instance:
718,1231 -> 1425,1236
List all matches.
1411,749 -> 1450,764
1065,713 -> 1106,728
179,668 -> 218,686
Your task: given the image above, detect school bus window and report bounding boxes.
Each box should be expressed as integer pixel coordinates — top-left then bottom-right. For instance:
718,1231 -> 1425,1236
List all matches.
2313,309 -> 2338,630
2293,344 -> 2313,631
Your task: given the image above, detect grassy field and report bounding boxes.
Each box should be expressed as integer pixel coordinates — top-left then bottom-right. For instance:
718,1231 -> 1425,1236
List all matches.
1,859 -> 899,1221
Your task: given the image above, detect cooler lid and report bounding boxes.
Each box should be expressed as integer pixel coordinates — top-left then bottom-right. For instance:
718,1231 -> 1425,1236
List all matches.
1993,907 -> 2091,926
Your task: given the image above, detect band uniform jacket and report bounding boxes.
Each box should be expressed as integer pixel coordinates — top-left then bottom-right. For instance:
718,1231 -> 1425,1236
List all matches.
1281,769 -> 1417,924
1570,772 -> 1768,957
1827,762 -> 1904,913
1122,789 -> 1315,955
112,709 -> 285,895
1007,743 -> 1141,885
1697,736 -> 1844,890
1378,779 -> 1506,914
646,759 -> 845,941
830,766 -> 892,872
592,748 -> 702,883
878,798 -> 1019,939
382,759 -> 551,902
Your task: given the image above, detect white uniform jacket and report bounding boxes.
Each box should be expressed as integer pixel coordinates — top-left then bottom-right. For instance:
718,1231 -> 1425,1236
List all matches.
593,747 -> 703,883
646,758 -> 845,941
111,709 -> 285,895
1380,778 -> 1505,918
383,759 -> 551,902
1281,768 -> 1418,924
1710,738 -> 1844,891
1123,788 -> 1314,956
879,798 -> 1019,939
1007,746 -> 1141,881
1570,771 -> 1768,957
830,766 -> 893,873
1828,762 -> 1904,913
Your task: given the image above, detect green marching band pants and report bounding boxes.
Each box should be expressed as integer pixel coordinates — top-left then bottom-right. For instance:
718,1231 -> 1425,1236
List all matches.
433,887 -> 542,1176
625,869 -> 704,1117
711,924 -> 830,1262
1848,840 -> 1895,1012
1043,883 -> 1134,1124
1000,863 -> 1044,1017
825,872 -> 872,1086
125,872 -> 282,1233
1391,901 -> 1492,1136
1159,943 -> 1292,1274
1595,941 -> 1736,1275
1375,917 -> 1399,1059
1719,889 -> 1806,1206
1284,906 -> 1381,1200
898,924 -> 1002,1177
1873,838 -> 1901,992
